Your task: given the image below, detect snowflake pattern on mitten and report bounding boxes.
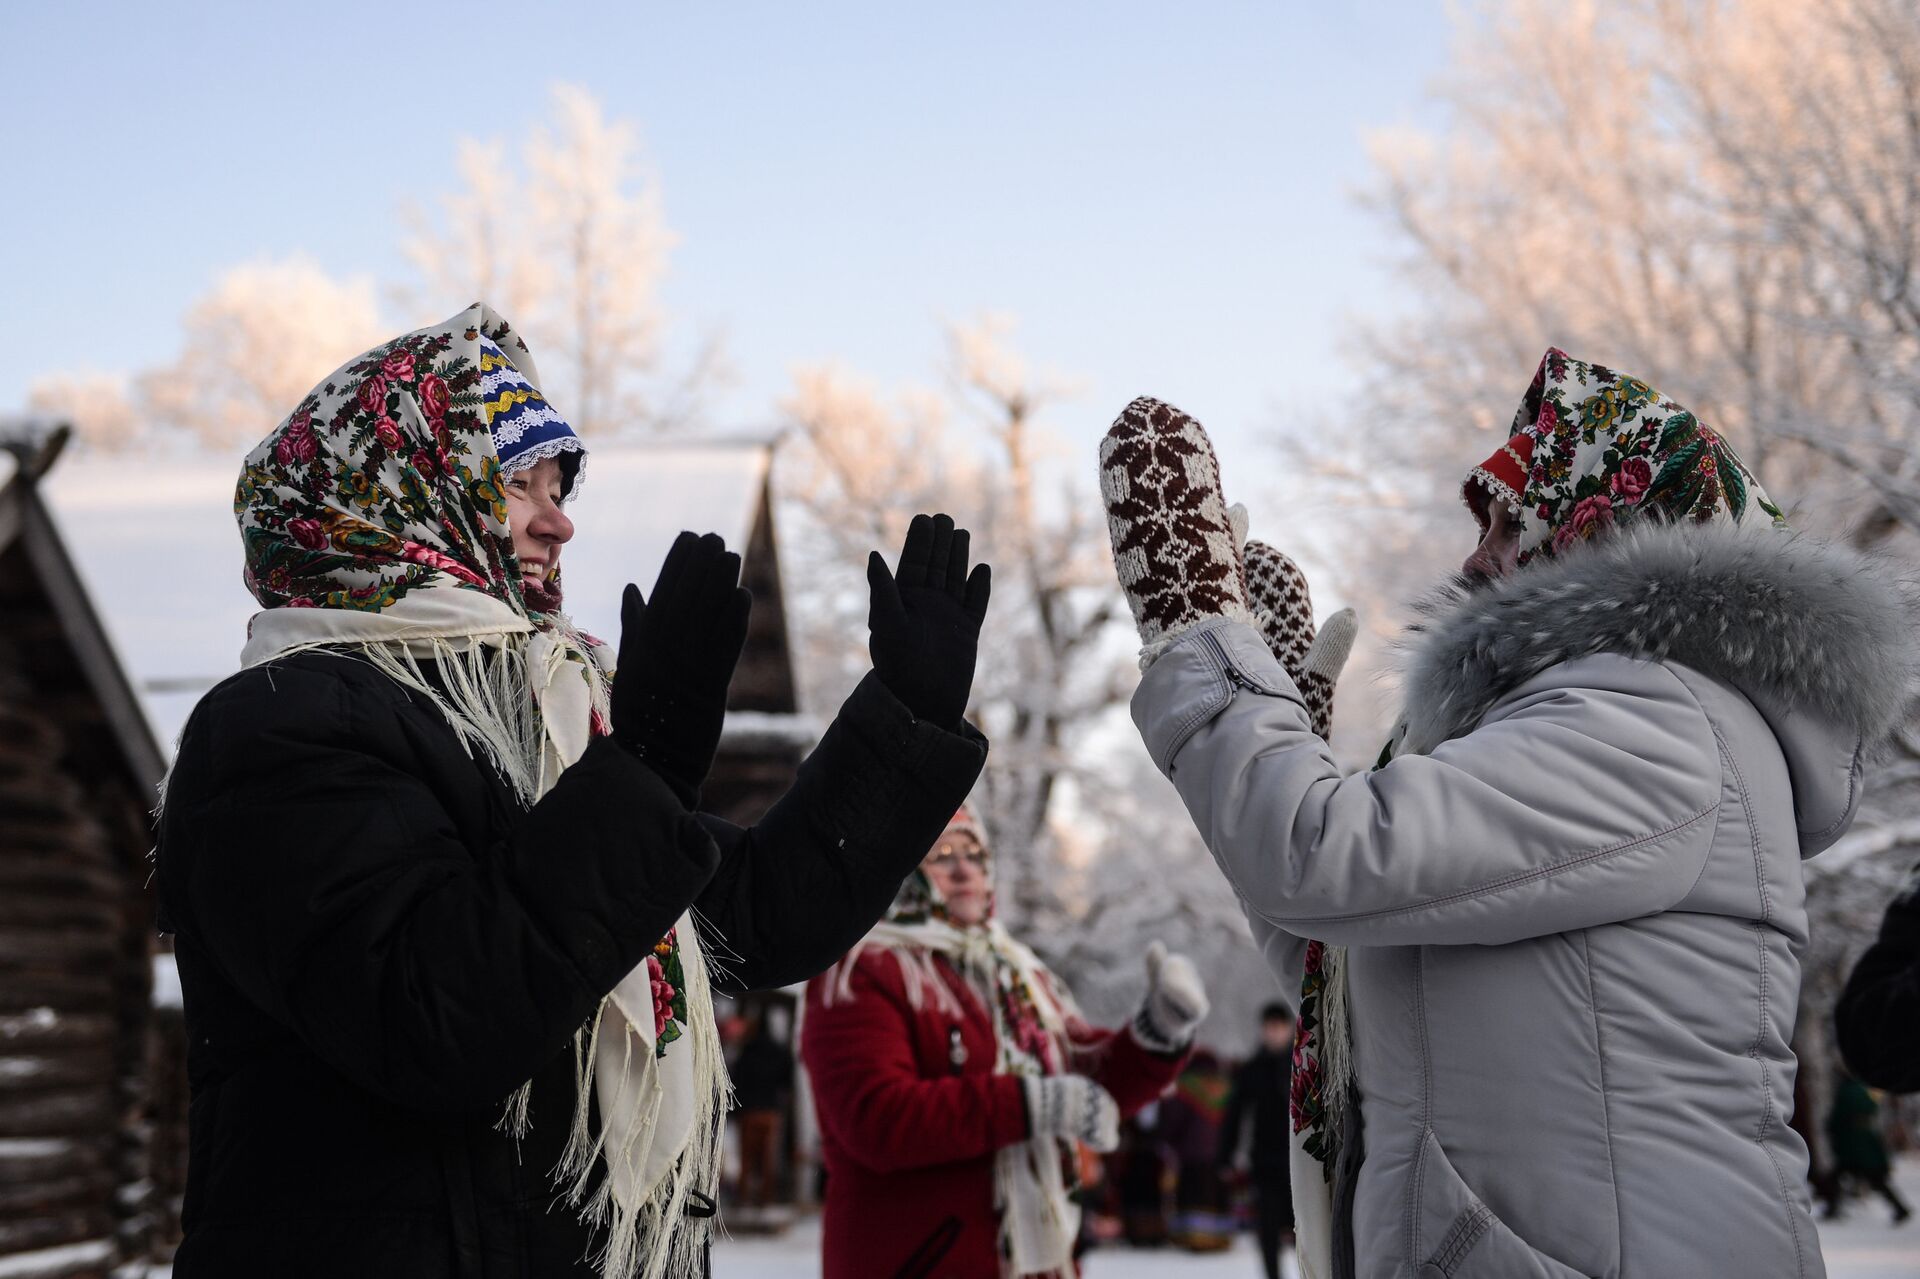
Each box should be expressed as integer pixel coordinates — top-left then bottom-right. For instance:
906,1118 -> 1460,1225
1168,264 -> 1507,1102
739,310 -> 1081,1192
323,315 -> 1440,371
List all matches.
1245,539 -> 1351,740
1244,539 -> 1317,674
1099,397 -> 1252,658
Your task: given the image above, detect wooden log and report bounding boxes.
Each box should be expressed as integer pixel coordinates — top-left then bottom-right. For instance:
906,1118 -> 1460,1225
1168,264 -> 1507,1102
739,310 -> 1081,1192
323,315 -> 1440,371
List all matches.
0,1088 -> 116,1136
0,1172 -> 116,1217
0,899 -> 124,934
0,866 -> 130,902
0,1210 -> 113,1256
0,933 -> 120,968
0,1053 -> 118,1091
0,1014 -> 114,1052
0,1139 -> 111,1188
0,976 -> 118,1015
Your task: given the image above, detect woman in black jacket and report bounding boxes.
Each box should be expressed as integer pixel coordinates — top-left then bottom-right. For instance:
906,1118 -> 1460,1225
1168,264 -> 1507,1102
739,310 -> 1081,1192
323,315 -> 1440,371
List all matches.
155,304 -> 992,1278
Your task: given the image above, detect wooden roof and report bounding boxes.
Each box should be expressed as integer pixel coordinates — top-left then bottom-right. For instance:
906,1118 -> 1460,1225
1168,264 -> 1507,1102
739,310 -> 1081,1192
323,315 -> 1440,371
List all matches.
0,427 -> 165,795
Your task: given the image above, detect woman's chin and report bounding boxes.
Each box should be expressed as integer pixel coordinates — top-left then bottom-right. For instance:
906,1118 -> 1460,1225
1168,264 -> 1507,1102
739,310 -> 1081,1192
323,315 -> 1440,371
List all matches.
522,579 -> 563,613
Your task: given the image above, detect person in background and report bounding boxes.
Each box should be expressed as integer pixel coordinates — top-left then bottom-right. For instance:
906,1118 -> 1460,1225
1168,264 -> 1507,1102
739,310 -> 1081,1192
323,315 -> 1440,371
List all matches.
1825,1069 -> 1913,1225
1836,860 -> 1920,1095
1219,1003 -> 1296,1279
801,804 -> 1209,1278
730,1006 -> 795,1215
1110,1104 -> 1175,1249
1160,1050 -> 1236,1252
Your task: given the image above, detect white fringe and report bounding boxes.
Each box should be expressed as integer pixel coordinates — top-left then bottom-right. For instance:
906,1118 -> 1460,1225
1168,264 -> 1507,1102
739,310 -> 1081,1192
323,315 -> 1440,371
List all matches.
257,627 -> 726,1279
1319,945 -> 1353,1158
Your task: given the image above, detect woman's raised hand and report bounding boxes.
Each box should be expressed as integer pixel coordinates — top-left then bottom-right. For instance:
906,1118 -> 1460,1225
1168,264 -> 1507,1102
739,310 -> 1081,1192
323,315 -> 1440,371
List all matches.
612,531 -> 754,808
865,513 -> 992,729
1134,939 -> 1210,1053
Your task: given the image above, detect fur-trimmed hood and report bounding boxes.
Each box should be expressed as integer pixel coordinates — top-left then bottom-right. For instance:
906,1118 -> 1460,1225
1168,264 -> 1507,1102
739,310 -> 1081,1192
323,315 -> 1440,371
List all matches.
1399,521 -> 1917,794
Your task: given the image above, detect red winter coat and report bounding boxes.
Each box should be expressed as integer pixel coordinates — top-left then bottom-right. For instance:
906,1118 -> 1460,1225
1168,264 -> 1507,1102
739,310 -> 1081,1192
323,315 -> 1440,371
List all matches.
802,947 -> 1186,1278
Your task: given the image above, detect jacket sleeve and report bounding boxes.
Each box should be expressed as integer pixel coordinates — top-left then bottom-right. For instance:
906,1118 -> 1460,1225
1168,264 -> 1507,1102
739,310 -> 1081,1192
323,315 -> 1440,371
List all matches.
1130,620 -> 1724,948
800,957 -> 1028,1173
1835,862 -> 1920,1094
161,662 -> 721,1112
693,672 -> 989,994
1066,1021 -> 1186,1116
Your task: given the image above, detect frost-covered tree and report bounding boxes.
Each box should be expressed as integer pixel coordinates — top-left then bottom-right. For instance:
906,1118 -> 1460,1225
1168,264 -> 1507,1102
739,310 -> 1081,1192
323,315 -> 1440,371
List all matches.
780,319 -> 1275,1043
134,257 -> 385,452
400,84 -> 718,435
26,370 -> 142,452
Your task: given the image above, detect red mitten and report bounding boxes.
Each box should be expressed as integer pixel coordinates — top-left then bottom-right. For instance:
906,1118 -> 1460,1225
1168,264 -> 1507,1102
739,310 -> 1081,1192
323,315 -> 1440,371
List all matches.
1244,540 -> 1357,740
1099,397 -> 1253,661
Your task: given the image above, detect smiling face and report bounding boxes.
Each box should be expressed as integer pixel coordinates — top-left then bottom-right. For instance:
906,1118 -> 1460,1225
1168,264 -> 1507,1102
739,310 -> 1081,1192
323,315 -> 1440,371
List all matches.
921,829 -> 990,927
503,455 -> 575,611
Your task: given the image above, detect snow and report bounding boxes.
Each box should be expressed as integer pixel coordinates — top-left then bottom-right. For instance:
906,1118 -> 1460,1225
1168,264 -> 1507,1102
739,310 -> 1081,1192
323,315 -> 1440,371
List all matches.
0,1241 -> 114,1279
38,439 -> 775,750
120,1156 -> 1920,1278
0,1138 -> 73,1159
719,711 -> 822,749
150,953 -> 182,1010
699,1156 -> 1920,1278
712,1216 -> 1300,1278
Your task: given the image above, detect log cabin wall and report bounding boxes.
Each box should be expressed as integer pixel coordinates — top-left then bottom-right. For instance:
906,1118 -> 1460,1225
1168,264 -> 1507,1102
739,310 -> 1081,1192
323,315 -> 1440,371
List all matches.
0,452 -> 166,1277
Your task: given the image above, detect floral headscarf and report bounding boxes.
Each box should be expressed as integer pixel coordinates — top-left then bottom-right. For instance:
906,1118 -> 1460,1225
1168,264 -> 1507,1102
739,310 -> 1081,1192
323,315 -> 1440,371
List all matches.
236,304 -> 571,617
1464,347 -> 1785,565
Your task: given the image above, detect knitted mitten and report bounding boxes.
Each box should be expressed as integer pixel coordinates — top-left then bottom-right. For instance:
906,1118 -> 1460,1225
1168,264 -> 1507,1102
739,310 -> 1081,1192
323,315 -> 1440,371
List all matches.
1022,1075 -> 1121,1153
1244,539 -> 1358,740
1099,397 -> 1253,663
1134,940 -> 1210,1054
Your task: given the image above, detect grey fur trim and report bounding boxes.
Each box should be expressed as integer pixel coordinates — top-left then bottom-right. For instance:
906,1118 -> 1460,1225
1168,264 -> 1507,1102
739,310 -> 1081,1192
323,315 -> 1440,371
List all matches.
1398,521 -> 1918,755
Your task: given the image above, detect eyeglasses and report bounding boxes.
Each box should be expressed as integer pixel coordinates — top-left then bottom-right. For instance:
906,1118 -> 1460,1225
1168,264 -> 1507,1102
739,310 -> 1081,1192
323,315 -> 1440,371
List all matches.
925,843 -> 988,872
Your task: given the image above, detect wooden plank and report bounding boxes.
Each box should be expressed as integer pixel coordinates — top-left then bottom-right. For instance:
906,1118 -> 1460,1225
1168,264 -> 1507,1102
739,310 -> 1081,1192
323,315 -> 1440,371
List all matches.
0,935 -> 119,968
0,979 -> 117,1017
0,1090 -> 115,1136
0,1211 -> 111,1257
0,1015 -> 113,1052
0,1054 -> 117,1091
0,1140 -> 111,1189
0,1238 -> 116,1279
0,1174 -> 115,1217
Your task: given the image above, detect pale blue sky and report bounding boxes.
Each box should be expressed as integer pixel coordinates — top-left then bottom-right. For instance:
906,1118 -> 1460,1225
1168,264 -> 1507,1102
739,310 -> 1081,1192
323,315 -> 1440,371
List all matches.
4,1 -> 1453,475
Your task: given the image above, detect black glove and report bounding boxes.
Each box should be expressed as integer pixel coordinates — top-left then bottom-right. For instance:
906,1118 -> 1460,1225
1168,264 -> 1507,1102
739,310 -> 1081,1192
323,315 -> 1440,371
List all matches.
865,513 -> 992,729
612,531 -> 753,808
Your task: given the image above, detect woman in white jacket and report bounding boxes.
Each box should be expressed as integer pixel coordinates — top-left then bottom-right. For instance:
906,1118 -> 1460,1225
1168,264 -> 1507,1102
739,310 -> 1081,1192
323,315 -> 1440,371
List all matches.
1097,351 -> 1913,1279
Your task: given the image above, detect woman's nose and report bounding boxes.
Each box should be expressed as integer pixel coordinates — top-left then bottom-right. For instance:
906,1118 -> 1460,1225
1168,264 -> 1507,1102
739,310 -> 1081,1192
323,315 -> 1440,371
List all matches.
533,502 -> 574,546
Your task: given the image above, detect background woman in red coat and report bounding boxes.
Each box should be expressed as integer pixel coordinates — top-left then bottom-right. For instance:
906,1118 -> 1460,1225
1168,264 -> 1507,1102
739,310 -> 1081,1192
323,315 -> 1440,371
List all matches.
802,806 -> 1209,1278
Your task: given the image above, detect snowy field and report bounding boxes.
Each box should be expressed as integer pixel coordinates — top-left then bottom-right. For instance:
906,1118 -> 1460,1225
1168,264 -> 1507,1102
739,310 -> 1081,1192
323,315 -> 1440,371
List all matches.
712,1156 -> 1920,1279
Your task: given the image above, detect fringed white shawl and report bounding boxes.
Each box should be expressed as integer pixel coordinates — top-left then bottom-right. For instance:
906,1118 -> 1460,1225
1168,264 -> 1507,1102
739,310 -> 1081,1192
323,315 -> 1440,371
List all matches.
243,589 -> 731,1279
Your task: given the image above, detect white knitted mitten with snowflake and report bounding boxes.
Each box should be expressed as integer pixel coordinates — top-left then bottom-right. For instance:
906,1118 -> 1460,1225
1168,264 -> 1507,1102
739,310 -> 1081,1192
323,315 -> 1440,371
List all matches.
1098,397 -> 1254,665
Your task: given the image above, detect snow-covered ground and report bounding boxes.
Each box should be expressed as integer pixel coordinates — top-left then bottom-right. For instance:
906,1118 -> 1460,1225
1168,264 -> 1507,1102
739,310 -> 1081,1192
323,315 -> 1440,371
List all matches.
108,1155 -> 1920,1278
712,1156 -> 1920,1278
